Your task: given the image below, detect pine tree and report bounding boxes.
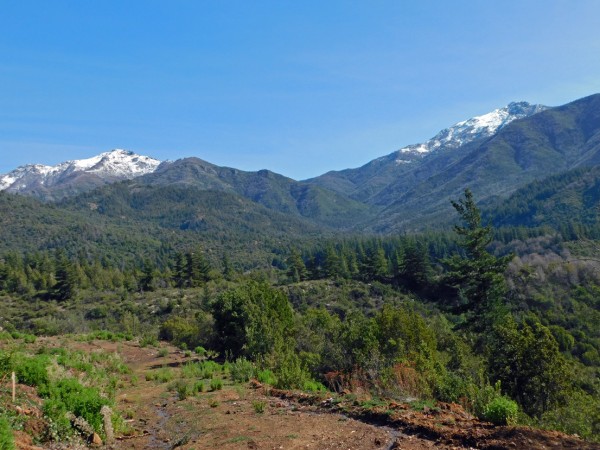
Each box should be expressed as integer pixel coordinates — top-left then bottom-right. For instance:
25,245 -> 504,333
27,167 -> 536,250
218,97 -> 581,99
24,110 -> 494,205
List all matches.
287,249 -> 307,282
53,251 -> 77,301
443,189 -> 512,332
139,259 -> 156,292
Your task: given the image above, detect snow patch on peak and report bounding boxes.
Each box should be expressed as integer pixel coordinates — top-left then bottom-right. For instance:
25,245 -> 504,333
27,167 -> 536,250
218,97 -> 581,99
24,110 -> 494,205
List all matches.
0,149 -> 162,194
396,101 -> 547,163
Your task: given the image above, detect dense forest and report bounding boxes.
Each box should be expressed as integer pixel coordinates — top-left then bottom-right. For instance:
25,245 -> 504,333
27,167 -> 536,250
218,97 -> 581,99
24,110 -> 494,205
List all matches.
1,189 -> 599,443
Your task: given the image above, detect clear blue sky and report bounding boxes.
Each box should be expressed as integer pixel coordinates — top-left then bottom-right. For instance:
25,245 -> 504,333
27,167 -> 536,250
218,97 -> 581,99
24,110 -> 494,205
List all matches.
1,1 -> 600,180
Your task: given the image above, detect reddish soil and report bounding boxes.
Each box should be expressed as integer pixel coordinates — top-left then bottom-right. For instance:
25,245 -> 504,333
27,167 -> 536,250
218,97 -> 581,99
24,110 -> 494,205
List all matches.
4,338 -> 600,450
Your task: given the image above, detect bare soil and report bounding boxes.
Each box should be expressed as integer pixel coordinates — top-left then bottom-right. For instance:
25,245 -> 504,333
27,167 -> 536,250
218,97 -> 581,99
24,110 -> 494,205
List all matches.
5,338 -> 599,450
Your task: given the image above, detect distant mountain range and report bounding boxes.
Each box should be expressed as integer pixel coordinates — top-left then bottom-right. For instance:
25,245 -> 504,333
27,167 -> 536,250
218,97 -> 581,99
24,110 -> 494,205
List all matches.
1,93 -> 600,246
0,149 -> 162,201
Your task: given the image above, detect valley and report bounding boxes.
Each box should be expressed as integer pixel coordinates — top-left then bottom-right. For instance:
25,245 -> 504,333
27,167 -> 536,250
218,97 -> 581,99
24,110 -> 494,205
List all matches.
1,93 -> 600,448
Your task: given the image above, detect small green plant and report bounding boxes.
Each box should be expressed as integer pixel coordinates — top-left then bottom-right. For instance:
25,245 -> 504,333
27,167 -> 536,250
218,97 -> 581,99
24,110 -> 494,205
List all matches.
0,417 -> 15,450
257,369 -> 277,386
484,396 -> 518,425
175,380 -> 189,401
409,399 -> 437,411
230,357 -> 254,383
158,348 -> 169,357
140,334 -> 158,348
303,379 -> 327,393
252,400 -> 266,414
194,346 -> 206,357
13,354 -> 50,388
146,367 -> 174,383
184,350 -> 192,358
193,380 -> 205,393
210,377 -> 223,391
209,399 -> 219,408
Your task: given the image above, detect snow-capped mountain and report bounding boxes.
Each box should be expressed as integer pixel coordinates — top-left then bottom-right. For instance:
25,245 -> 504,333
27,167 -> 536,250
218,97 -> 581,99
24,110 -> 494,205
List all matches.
394,101 -> 548,163
0,149 -> 162,199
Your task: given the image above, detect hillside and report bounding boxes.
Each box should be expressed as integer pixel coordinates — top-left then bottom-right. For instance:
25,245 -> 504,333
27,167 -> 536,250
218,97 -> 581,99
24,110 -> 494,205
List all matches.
137,158 -> 375,229
0,186 -> 330,269
369,93 -> 600,231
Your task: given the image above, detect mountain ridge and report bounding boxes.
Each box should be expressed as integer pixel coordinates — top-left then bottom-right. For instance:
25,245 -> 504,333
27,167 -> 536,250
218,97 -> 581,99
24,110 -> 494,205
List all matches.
1,94 -> 599,234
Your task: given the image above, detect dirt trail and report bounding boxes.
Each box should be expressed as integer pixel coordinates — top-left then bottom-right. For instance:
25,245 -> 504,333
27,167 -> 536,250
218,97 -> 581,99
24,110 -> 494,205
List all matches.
82,340 -> 460,449
12,339 -> 599,450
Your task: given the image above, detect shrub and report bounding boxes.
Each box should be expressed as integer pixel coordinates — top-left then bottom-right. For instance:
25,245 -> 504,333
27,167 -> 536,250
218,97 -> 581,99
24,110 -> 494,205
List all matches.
257,369 -> 277,386
471,382 -> 502,420
181,362 -> 203,379
44,378 -> 112,435
43,398 -> 72,440
210,377 -> 223,391
193,381 -> 205,393
484,396 -> 518,425
199,361 -> 221,379
194,346 -> 207,357
158,348 -> 169,358
230,358 -> 254,383
175,380 -> 189,401
140,334 -> 158,348
435,372 -> 471,403
14,354 -> 50,388
154,367 -> 174,383
0,417 -> 15,450
252,401 -> 266,414
303,380 -> 327,393
275,352 -> 309,390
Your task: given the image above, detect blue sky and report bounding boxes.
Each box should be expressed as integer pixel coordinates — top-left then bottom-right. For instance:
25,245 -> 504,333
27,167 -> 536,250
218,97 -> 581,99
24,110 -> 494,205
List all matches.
1,1 -> 600,179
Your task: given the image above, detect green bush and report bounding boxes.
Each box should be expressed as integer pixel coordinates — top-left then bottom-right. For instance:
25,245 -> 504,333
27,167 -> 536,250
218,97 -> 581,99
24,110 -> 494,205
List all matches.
275,352 -> 309,390
43,378 -> 112,435
181,362 -> 203,378
230,357 -> 254,383
303,379 -> 327,392
154,367 -> 174,383
43,398 -> 72,440
435,372 -> 471,403
14,354 -> 50,388
210,377 -> 223,391
194,346 -> 207,357
200,361 -> 222,379
484,396 -> 518,425
257,369 -> 277,386
0,417 -> 15,450
140,334 -> 158,348
175,380 -> 189,400
471,382 -> 502,420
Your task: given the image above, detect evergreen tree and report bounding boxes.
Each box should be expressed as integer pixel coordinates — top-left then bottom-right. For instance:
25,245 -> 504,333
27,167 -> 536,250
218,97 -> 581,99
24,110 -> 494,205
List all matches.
222,254 -> 234,280
443,189 -> 511,331
139,259 -> 156,292
53,251 -> 77,301
400,240 -> 432,290
172,252 -> 187,288
286,249 -> 308,282
488,315 -> 569,417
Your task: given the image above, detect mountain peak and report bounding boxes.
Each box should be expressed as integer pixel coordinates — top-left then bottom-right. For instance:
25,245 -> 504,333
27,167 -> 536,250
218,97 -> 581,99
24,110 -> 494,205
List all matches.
395,101 -> 548,163
0,149 -> 162,196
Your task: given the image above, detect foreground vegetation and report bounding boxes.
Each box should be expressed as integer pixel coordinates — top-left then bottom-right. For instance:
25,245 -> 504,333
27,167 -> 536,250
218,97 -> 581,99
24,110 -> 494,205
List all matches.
1,190 -> 599,445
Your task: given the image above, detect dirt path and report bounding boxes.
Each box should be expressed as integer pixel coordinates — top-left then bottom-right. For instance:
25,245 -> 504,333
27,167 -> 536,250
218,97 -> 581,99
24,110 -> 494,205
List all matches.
18,338 -> 598,450
75,340 -> 461,450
